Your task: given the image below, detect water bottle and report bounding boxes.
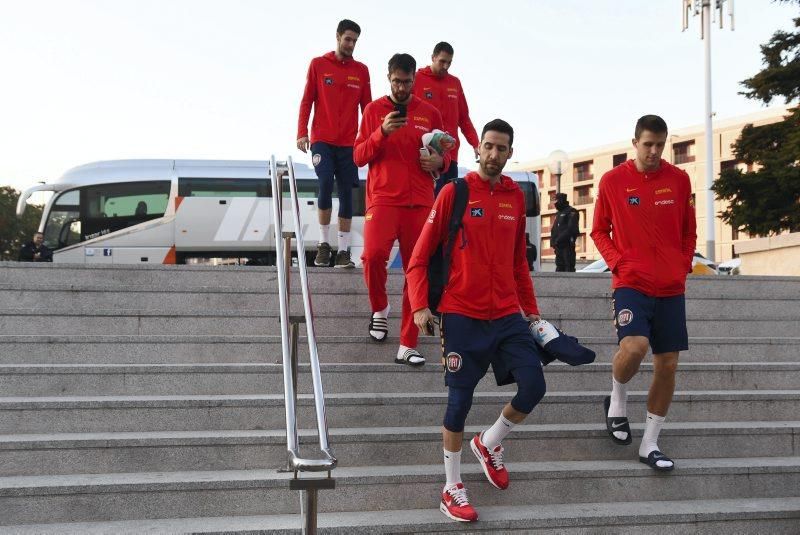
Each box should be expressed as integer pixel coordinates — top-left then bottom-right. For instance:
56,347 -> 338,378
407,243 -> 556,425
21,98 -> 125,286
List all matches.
530,319 -> 560,347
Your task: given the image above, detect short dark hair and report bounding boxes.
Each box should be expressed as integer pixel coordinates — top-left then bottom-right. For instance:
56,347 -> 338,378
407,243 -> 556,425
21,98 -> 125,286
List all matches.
433,41 -> 454,56
481,118 -> 514,147
634,115 -> 668,139
33,231 -> 43,236
336,19 -> 361,35
388,53 -> 416,75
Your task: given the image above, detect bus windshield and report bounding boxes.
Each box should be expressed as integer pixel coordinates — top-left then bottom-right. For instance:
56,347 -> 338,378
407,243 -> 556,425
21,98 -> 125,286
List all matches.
43,181 -> 171,250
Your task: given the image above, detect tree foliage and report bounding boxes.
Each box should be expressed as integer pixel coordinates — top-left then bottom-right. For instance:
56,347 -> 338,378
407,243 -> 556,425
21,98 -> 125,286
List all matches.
0,187 -> 44,261
712,8 -> 800,235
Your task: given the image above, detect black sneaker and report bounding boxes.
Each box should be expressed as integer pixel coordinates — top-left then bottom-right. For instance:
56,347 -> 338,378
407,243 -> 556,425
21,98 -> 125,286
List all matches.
334,249 -> 355,269
314,243 -> 332,267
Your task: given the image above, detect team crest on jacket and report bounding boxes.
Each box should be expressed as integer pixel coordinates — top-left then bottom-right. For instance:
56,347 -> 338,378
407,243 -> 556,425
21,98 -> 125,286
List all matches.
324,77 -> 333,85
470,207 -> 484,217
312,154 -> 321,166
446,352 -> 463,373
628,196 -> 640,206
617,309 -> 634,327
425,91 -> 433,99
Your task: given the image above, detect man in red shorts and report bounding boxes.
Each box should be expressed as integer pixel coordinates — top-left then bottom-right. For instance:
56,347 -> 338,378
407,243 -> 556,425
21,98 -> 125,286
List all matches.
354,53 -> 449,366
591,114 -> 697,472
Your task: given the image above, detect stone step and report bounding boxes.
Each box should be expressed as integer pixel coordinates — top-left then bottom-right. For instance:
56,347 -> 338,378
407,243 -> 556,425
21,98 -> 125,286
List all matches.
2,309 -> 798,338
0,457 -> 798,524
4,284 -> 799,318
2,390 -> 798,434
2,262 -> 798,299
2,362 -> 798,397
4,497 -> 799,534
1,335 -> 798,364
2,421 -> 797,477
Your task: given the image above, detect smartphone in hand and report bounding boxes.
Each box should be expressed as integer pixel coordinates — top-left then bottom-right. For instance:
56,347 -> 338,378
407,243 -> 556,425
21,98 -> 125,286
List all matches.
424,319 -> 436,336
394,103 -> 407,118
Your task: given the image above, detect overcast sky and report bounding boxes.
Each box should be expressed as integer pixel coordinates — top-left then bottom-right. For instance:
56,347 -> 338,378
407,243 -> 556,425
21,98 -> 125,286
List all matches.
1,0 -> 797,193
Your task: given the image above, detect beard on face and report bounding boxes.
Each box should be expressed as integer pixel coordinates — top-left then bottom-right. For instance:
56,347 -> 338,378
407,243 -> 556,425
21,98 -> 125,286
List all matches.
480,159 -> 504,177
391,87 -> 410,103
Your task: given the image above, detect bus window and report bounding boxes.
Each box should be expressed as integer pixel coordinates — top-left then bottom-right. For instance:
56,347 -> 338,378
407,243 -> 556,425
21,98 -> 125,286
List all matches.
282,179 -> 318,199
179,177 -> 270,197
352,182 -> 366,217
518,181 -> 540,217
43,189 -> 80,249
82,181 -> 170,242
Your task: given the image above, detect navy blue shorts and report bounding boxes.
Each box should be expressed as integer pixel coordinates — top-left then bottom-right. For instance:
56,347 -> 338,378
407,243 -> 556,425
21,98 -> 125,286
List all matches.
441,312 -> 544,389
612,287 -> 688,354
311,142 -> 358,218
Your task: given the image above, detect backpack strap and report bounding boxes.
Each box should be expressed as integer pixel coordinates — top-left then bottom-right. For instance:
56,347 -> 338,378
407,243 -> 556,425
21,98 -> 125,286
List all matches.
442,178 -> 469,288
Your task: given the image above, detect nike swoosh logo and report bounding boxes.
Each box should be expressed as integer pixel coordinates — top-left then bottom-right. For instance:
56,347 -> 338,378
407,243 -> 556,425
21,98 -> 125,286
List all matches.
445,498 -> 453,506
626,188 -> 637,192
468,200 -> 480,205
611,421 -> 627,429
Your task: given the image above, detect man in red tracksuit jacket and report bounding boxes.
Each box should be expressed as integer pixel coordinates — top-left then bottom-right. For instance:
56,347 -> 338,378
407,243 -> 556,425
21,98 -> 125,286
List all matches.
413,41 -> 480,194
591,114 -> 697,473
297,19 -> 371,268
354,53 -> 449,366
407,119 -> 546,523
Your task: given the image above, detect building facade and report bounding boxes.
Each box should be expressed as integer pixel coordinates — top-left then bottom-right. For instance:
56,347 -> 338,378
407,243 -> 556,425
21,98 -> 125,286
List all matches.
509,107 -> 791,264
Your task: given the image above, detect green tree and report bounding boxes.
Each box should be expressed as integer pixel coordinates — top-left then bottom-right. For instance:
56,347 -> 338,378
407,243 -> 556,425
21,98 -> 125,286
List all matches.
0,187 -> 44,261
712,2 -> 800,235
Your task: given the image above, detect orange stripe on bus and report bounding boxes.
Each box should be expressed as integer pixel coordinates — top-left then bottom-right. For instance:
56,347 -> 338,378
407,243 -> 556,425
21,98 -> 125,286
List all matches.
174,196 -> 184,211
163,245 -> 177,264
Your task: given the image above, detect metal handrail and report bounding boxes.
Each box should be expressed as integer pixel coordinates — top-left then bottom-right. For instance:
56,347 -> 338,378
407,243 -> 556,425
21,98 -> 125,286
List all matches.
269,155 -> 336,473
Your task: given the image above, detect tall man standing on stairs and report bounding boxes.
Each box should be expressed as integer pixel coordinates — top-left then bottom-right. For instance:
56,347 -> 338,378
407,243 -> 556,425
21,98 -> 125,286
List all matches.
354,53 -> 449,366
407,119 -> 546,522
591,114 -> 697,472
297,19 -> 372,268
413,41 -> 480,195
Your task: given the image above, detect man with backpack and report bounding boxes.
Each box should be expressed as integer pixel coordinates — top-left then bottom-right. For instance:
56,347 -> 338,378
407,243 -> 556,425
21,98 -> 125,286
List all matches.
406,119 -> 546,522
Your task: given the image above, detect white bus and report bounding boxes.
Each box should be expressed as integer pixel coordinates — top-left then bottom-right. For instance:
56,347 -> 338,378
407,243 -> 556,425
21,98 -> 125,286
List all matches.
17,159 -> 541,269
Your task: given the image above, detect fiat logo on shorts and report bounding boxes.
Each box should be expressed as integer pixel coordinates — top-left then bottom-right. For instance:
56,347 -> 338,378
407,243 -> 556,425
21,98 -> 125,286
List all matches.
446,352 -> 462,373
312,154 -> 321,167
617,309 -> 634,327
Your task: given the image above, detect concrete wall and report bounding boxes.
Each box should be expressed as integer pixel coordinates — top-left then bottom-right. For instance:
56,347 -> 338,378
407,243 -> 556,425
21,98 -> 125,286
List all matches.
735,232 -> 800,276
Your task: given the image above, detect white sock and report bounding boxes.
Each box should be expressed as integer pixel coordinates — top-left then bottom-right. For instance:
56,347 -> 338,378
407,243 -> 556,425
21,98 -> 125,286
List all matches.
444,448 -> 462,487
397,344 -> 424,364
481,414 -> 515,449
337,231 -> 351,251
373,304 -> 390,319
608,377 -> 629,442
640,412 -> 672,467
608,377 -> 627,418
319,224 -> 331,245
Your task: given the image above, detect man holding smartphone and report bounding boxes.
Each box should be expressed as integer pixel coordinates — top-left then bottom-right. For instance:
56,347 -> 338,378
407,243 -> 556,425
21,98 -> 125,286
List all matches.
414,42 -> 480,194
354,53 -> 449,366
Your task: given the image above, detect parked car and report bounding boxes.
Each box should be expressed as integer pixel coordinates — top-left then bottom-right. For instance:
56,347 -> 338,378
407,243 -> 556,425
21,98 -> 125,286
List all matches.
578,251 -> 719,275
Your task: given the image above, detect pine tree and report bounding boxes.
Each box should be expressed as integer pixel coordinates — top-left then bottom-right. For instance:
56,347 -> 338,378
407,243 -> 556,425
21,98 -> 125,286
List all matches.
0,187 -> 45,261
712,2 -> 800,235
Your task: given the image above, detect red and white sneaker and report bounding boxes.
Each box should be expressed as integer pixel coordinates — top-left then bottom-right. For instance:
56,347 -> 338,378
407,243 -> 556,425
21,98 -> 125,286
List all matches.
470,432 -> 509,489
440,482 -> 478,522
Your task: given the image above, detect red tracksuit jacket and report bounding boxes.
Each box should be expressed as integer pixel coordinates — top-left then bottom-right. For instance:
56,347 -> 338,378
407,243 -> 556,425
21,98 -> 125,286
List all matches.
591,159 -> 697,297
413,67 -> 479,161
407,172 -> 540,320
353,95 -> 450,208
297,51 -> 371,146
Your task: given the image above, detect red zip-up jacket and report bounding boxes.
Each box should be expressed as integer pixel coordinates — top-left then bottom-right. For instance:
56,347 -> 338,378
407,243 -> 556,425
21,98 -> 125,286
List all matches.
591,159 -> 697,297
354,95 -> 450,208
297,52 -> 371,146
413,66 -> 479,161
407,172 -> 539,319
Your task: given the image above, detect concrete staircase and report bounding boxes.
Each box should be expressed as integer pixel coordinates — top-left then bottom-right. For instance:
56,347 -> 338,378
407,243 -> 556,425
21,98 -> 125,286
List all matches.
1,261 -> 799,533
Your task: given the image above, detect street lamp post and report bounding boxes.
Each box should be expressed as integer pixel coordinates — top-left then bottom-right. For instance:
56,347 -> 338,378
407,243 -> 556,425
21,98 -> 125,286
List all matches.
682,0 -> 734,262
547,150 -> 569,196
